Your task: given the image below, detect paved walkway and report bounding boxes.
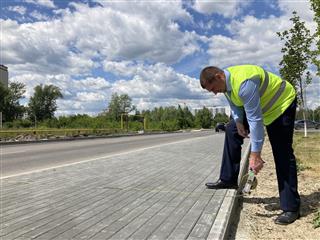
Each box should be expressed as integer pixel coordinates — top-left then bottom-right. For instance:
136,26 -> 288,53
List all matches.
1,134 -> 248,240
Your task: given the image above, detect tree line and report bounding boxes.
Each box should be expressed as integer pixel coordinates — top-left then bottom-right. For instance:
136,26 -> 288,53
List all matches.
0,86 -> 229,130
0,83 -> 62,123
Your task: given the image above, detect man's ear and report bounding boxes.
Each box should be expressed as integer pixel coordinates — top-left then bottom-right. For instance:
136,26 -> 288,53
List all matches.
215,72 -> 225,81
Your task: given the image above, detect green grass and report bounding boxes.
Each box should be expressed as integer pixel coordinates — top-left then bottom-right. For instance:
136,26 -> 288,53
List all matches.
293,133 -> 320,229
293,132 -> 320,172
313,209 -> 320,228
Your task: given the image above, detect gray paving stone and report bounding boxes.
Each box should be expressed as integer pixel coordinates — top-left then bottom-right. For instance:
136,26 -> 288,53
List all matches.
2,134 -> 248,240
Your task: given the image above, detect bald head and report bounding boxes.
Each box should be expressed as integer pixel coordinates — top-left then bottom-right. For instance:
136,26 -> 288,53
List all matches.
199,66 -> 226,95
200,66 -> 224,89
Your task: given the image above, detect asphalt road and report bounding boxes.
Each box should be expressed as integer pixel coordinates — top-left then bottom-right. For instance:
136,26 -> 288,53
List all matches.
1,130 -> 219,178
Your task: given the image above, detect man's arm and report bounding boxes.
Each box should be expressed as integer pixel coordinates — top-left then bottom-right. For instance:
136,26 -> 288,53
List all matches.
239,79 -> 265,174
225,95 -> 249,138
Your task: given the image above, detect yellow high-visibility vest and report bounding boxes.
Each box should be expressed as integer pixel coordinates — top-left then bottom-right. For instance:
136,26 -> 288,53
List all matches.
226,65 -> 296,125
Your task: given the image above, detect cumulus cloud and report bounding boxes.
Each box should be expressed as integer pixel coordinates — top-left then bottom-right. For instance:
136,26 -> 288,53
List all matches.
110,62 -> 202,100
105,61 -> 227,111
24,0 -> 56,9
207,15 -> 291,69
205,1 -> 319,109
192,0 -> 250,18
207,0 -> 316,70
2,1 -> 201,77
278,0 -> 314,22
304,70 -> 320,109
9,61 -> 220,115
29,10 -> 51,21
3,0 -> 318,115
10,73 -> 112,115
7,6 -> 27,15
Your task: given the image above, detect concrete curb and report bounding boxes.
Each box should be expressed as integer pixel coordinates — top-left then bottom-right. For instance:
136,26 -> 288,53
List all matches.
207,142 -> 251,240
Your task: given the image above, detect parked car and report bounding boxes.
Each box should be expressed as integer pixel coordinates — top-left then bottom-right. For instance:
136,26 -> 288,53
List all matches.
294,120 -> 319,130
215,122 -> 226,132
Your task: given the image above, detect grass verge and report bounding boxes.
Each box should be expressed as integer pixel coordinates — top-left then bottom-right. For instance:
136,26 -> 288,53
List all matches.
293,132 -> 320,228
293,132 -> 320,172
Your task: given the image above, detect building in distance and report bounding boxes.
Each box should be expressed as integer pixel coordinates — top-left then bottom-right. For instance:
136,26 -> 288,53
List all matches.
192,106 -> 231,117
0,64 -> 8,88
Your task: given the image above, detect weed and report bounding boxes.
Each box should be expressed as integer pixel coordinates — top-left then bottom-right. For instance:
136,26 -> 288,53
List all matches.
313,209 -> 320,228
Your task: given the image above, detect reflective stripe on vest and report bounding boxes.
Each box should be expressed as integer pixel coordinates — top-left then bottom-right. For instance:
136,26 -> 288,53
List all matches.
226,65 -> 295,125
262,80 -> 286,113
259,69 -> 269,96
259,69 -> 287,114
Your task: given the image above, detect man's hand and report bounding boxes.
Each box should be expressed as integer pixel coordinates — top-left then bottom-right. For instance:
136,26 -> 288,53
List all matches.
249,152 -> 265,174
236,121 -> 249,138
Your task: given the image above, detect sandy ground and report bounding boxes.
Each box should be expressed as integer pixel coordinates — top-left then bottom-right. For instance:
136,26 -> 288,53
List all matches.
230,137 -> 320,240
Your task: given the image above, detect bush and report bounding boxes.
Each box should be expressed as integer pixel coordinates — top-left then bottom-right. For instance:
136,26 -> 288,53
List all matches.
3,119 -> 33,128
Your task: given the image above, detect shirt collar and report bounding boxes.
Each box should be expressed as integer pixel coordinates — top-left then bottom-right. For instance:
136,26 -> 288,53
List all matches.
223,69 -> 232,92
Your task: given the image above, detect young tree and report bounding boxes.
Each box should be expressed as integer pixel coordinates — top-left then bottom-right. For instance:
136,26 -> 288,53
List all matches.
195,107 -> 213,129
213,112 -> 229,126
177,105 -> 194,129
0,82 -> 9,111
106,93 -> 135,121
28,84 -> 63,122
277,11 -> 313,136
310,0 -> 320,76
0,82 -> 26,122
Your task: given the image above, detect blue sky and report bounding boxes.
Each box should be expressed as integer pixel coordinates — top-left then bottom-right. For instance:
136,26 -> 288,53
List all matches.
1,0 -> 319,115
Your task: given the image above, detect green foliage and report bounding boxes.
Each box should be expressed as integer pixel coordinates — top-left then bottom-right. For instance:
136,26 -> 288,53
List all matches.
310,0 -> 320,76
28,84 -> 63,121
277,11 -> 313,106
194,107 -> 213,128
177,105 -> 194,129
105,93 -> 135,121
0,81 -> 26,122
213,113 -> 229,126
0,82 -> 9,112
296,157 -> 311,172
296,107 -> 320,121
3,119 -> 33,128
313,209 -> 320,228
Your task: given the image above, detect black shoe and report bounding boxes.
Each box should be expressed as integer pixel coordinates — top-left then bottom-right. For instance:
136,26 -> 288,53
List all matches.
205,180 -> 238,189
274,211 -> 300,225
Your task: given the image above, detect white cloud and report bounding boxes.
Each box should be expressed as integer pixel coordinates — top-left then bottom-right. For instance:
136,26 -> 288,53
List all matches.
10,73 -> 112,115
29,10 -> 50,21
207,0 -> 316,70
2,2 -> 200,77
278,0 -> 314,22
103,61 -> 139,77
192,0 -> 250,18
304,70 -> 320,109
106,61 -> 228,111
110,62 -> 202,99
4,0 -> 319,115
24,0 -> 56,9
205,1 -> 319,109
10,61 -> 217,115
207,15 -> 290,69
8,6 -> 27,15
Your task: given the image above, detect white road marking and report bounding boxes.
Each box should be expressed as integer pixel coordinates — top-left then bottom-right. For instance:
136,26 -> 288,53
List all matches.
1,135 -> 210,180
1,150 -> 26,155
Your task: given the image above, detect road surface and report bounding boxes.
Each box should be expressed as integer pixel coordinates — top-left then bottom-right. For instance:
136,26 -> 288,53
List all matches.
1,131 -> 215,178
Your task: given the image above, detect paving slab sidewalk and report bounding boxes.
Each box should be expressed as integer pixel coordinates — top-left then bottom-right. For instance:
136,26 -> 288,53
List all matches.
1,134 -> 249,240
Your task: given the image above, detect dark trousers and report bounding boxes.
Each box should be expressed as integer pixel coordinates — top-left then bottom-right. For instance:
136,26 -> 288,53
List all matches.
220,99 -> 300,211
